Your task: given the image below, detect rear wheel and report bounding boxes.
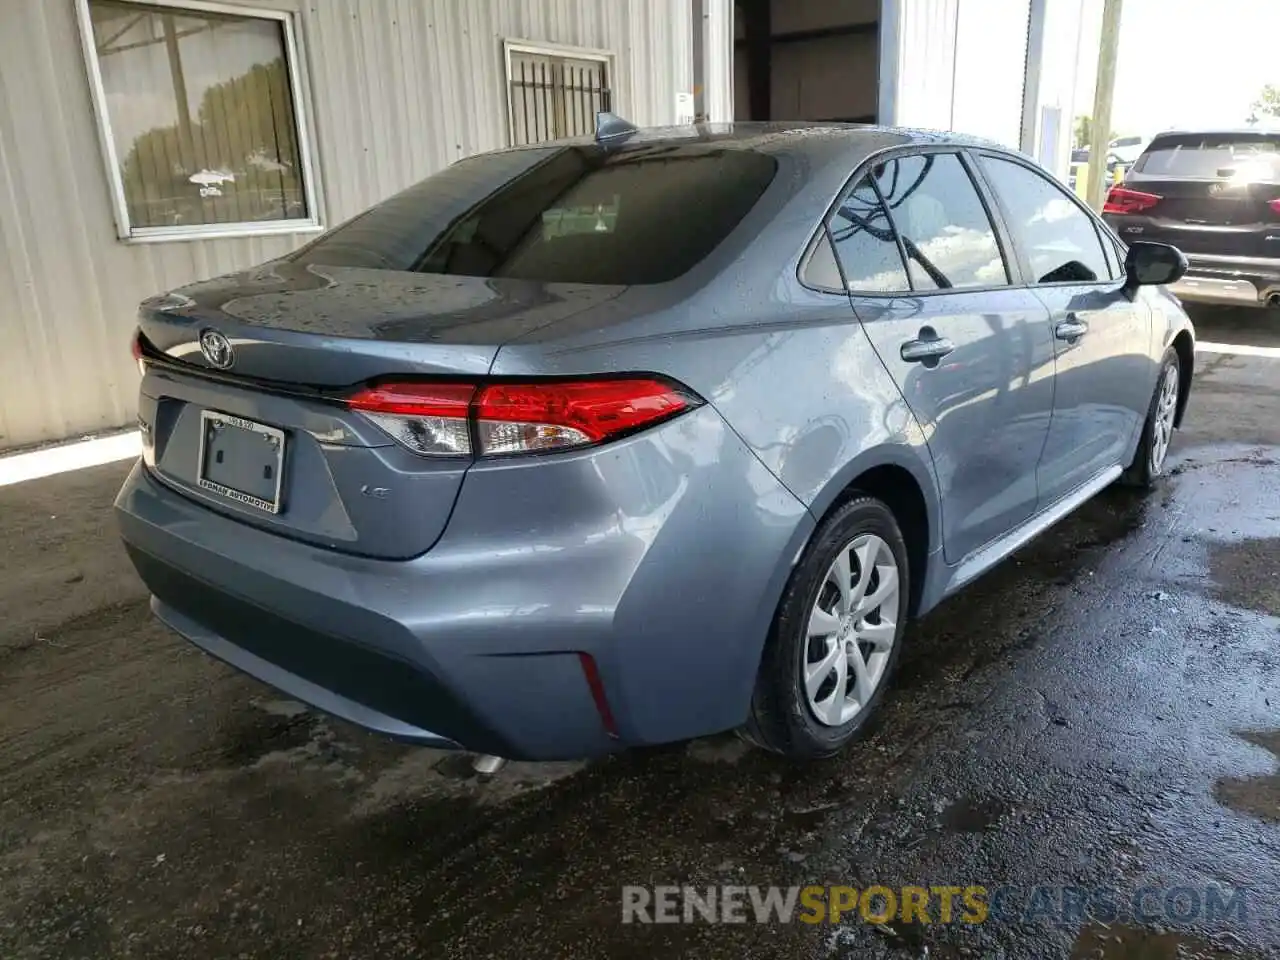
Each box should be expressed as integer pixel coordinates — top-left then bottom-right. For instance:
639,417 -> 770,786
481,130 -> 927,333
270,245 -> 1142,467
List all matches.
741,496 -> 910,760
1122,348 -> 1180,488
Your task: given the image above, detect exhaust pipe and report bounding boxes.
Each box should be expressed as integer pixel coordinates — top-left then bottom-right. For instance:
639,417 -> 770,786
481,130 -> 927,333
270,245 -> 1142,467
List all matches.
472,754 -> 507,775
1267,293 -> 1280,309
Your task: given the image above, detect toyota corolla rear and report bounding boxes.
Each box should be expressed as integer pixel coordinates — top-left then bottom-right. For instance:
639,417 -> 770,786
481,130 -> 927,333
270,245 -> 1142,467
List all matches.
114,134 -> 814,760
1103,130 -> 1280,308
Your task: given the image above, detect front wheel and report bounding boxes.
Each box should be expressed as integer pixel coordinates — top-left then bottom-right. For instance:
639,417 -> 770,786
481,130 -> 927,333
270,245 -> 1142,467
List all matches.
1122,347 -> 1181,488
740,496 -> 910,760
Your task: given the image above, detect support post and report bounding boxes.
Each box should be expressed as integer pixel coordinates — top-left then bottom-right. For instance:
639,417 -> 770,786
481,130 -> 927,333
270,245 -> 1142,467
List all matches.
1085,0 -> 1122,210
742,0 -> 771,121
1019,0 -> 1049,156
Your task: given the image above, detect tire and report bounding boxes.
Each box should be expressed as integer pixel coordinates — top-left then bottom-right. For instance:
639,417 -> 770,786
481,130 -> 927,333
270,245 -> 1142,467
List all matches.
1121,347 -> 1181,489
740,496 -> 911,760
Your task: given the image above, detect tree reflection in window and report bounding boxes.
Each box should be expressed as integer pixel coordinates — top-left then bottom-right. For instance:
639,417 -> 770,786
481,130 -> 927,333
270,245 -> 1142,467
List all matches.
872,154 -> 1009,290
88,0 -> 308,231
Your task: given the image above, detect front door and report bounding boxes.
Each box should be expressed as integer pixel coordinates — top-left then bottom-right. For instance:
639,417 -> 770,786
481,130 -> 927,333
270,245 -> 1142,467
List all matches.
975,153 -> 1154,506
833,153 -> 1057,563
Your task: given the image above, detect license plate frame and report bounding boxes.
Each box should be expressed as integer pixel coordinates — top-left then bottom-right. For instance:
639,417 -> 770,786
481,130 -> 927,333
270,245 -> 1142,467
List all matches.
196,410 -> 286,514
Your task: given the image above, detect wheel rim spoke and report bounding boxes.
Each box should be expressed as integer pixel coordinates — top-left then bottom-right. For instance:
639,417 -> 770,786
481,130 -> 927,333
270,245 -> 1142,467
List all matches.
823,653 -> 848,724
847,538 -> 877,612
805,641 -> 842,699
856,619 -> 896,649
828,548 -> 853,614
848,643 -> 873,705
856,564 -> 899,616
808,605 -> 841,638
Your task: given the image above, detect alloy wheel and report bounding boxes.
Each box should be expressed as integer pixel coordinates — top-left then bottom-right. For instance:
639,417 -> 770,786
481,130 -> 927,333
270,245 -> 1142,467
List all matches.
1149,363 -> 1179,475
803,533 -> 901,727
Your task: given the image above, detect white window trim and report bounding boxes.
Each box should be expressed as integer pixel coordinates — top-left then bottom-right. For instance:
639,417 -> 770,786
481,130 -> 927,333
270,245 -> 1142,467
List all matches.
502,39 -> 617,147
74,0 -> 322,243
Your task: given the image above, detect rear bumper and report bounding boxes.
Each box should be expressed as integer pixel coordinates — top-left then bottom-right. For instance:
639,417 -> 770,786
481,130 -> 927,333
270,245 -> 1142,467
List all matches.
115,404 -> 812,760
1168,255 -> 1280,308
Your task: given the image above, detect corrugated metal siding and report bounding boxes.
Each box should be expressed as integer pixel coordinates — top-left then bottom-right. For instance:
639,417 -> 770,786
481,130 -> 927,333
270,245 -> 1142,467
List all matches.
887,0 -> 959,130
0,0 -> 693,450
883,0 -> 1032,146
951,0 -> 1031,148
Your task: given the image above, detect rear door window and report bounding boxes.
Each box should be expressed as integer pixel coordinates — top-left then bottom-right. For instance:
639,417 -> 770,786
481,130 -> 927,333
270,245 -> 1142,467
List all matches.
979,155 -> 1114,283
1135,134 -> 1280,180
291,144 -> 778,284
822,178 -> 911,293
872,154 -> 1010,290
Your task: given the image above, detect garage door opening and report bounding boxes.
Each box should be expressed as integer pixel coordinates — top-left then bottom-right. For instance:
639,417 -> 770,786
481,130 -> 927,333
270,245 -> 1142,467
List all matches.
733,0 -> 881,124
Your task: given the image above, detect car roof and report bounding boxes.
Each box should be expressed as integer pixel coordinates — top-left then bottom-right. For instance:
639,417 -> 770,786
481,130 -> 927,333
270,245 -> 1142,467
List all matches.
491,121 -> 1018,165
1148,128 -> 1280,141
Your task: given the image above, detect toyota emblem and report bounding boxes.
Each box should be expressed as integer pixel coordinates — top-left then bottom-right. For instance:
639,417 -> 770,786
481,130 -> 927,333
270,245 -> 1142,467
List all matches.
199,329 -> 234,369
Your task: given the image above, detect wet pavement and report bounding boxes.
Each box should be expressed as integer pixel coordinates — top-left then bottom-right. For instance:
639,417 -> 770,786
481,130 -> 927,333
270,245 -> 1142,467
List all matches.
1,306 -> 1278,959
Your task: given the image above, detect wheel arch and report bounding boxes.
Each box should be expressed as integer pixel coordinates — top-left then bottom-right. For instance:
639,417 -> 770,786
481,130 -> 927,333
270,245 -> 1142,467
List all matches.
1170,329 -> 1194,427
805,446 -> 941,618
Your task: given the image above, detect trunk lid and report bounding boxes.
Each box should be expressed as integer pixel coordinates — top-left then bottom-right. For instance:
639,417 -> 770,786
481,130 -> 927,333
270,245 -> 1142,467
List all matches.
137,264 -> 626,560
140,262 -> 626,384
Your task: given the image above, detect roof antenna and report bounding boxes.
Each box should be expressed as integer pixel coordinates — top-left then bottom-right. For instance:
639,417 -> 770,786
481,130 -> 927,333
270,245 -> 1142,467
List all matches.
595,111 -> 638,143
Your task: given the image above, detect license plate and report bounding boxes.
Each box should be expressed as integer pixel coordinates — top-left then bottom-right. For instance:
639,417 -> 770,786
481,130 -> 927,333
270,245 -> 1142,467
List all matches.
196,411 -> 286,514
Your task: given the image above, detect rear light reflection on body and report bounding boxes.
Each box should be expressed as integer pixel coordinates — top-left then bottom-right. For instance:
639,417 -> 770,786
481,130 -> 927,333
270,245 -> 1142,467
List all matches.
346,377 -> 700,458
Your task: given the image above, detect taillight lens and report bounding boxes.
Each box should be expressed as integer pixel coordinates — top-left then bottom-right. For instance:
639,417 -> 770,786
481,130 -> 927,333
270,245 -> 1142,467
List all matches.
346,382 -> 475,456
474,379 -> 694,455
346,377 -> 698,457
131,330 -> 148,376
1102,186 -> 1162,215
1269,199 -> 1280,217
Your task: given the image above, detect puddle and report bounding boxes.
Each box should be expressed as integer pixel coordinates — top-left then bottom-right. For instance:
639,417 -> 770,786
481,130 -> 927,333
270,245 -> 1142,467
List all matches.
1070,924 -> 1244,959
1214,730 -> 1280,824
1207,539 -> 1280,615
940,795 -> 1010,832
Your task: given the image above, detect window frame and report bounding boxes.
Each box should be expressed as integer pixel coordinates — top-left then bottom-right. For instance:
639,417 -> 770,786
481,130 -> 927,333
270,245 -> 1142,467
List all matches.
799,146 -> 1022,298
971,149 -> 1126,287
75,0 -> 323,243
798,226 -> 850,295
808,175 -> 911,295
502,39 -> 616,148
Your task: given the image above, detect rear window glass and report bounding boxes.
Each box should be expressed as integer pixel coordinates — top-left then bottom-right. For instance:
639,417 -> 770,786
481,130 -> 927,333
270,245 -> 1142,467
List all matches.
290,144 -> 778,284
1135,134 -> 1280,180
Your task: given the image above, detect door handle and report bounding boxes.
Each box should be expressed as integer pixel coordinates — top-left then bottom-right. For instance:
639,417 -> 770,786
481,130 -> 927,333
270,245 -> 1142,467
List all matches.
1055,316 -> 1088,341
900,328 -> 955,366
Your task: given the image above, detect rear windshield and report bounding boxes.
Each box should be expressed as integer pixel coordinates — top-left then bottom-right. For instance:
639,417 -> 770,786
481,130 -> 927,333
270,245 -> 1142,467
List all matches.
290,143 -> 778,284
1135,134 -> 1280,180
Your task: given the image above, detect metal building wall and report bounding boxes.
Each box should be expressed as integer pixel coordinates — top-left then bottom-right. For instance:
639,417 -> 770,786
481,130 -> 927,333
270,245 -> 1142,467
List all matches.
0,0 -> 694,451
878,0 -> 1033,147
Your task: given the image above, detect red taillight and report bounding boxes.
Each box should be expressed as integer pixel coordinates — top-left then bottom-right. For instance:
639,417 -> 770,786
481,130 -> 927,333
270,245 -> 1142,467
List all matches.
346,382 -> 475,457
345,377 -> 697,458
1102,186 -> 1162,215
474,379 -> 693,455
1269,199 -> 1280,216
131,330 -> 147,376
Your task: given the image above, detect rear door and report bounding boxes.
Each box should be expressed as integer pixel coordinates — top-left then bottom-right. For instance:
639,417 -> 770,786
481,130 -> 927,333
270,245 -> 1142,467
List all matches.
1108,132 -> 1280,258
836,152 -> 1057,563
976,152 -> 1154,506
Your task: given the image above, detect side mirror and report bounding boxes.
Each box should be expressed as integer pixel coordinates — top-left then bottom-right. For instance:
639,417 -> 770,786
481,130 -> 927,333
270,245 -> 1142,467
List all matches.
1124,241 -> 1187,294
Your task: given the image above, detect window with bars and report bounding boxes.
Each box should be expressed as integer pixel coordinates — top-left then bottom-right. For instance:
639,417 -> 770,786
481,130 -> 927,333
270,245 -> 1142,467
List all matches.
77,0 -> 318,241
504,42 -> 613,146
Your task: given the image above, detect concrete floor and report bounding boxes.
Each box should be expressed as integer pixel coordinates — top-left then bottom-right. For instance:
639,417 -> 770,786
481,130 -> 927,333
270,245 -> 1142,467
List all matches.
1,306 -> 1278,959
